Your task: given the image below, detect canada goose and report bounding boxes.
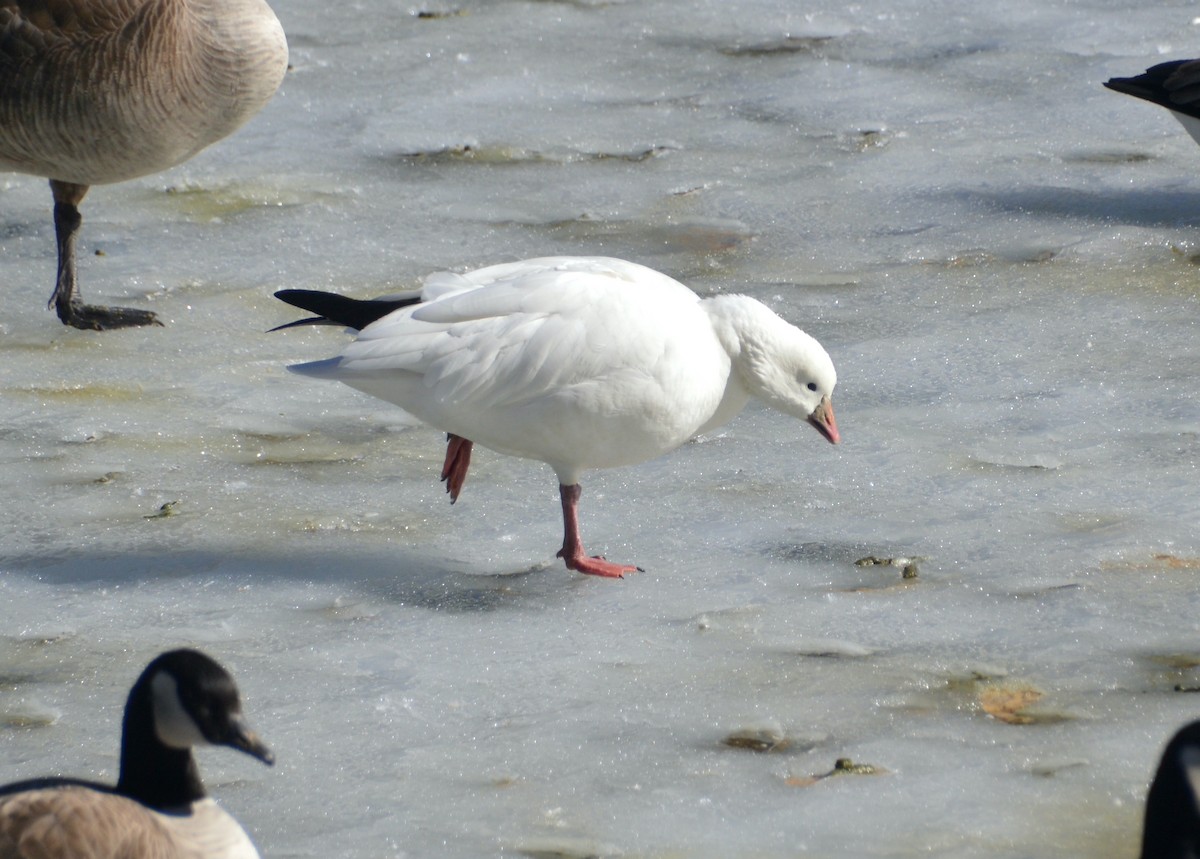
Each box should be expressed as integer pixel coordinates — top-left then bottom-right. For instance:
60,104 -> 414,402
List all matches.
1105,60 -> 1200,150
1142,719 -> 1200,859
0,648 -> 274,859
0,0 -> 288,330
274,256 -> 839,577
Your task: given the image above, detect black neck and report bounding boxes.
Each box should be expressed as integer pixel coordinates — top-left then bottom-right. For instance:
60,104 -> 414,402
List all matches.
116,676 -> 207,808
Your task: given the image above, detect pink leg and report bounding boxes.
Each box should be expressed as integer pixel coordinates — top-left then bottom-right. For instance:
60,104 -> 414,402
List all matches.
441,434 -> 472,503
555,483 -> 640,578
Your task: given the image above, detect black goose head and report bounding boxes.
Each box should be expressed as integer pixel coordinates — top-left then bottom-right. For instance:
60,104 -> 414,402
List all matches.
1143,720 -> 1200,859
118,649 -> 273,809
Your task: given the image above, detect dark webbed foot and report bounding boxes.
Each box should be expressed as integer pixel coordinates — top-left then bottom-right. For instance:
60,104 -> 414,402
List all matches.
48,179 -> 164,331
56,301 -> 162,331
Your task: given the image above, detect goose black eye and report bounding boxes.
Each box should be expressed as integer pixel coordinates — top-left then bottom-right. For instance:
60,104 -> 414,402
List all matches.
806,382 -> 818,392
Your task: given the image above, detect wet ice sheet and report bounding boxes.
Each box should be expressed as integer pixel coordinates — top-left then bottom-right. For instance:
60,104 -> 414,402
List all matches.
2,0 -> 1200,856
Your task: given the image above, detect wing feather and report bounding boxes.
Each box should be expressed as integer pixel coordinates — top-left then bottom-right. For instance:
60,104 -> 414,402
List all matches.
0,788 -> 175,859
292,257 -> 707,423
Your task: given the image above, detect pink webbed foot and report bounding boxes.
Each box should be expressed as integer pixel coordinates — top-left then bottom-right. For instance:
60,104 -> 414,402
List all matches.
441,434 -> 472,503
556,482 -> 641,578
557,549 -> 641,579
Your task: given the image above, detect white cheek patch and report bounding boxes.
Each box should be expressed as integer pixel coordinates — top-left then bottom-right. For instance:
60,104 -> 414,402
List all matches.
1181,745 -> 1200,808
151,672 -> 209,750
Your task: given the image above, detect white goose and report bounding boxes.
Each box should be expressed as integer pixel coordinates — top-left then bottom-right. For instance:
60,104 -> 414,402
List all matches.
0,649 -> 273,859
0,0 -> 288,330
275,256 -> 840,578
1105,60 -> 1200,148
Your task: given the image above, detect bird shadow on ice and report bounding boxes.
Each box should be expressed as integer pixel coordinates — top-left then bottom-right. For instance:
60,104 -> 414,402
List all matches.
969,186 -> 1200,228
2,547 -> 570,615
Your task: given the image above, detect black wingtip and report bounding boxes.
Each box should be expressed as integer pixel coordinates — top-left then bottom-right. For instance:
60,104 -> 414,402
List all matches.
1104,60 -> 1200,115
1103,75 -> 1156,102
273,289 -> 422,331
268,316 -> 338,333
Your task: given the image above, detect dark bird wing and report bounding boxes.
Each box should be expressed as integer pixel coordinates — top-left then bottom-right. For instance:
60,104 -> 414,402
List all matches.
271,289 -> 422,332
1105,59 -> 1200,119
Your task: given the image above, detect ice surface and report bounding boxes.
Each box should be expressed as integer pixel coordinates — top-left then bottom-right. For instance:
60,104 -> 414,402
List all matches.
2,0 -> 1200,856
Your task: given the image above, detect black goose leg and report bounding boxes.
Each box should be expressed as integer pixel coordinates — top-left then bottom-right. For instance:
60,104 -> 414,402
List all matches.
49,179 -> 162,330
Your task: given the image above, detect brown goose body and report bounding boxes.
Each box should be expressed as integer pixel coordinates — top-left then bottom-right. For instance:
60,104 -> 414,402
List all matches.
0,0 -> 288,329
0,792 -> 258,859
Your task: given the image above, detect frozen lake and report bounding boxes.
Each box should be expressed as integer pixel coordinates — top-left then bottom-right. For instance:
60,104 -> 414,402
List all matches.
2,0 -> 1200,856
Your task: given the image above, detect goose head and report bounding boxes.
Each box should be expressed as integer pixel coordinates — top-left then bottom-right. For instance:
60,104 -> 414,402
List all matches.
1143,719 -> 1200,858
711,295 -> 840,444
119,649 -> 272,808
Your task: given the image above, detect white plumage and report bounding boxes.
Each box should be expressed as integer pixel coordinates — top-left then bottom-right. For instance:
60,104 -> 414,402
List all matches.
279,256 -> 840,577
